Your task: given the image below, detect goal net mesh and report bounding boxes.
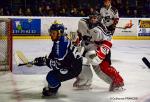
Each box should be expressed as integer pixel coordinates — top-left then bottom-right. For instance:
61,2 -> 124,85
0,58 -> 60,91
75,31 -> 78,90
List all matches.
0,19 -> 12,71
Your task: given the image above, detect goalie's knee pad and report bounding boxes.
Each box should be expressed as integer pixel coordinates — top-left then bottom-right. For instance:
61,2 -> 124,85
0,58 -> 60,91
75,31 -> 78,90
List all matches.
96,40 -> 112,60
85,50 -> 102,65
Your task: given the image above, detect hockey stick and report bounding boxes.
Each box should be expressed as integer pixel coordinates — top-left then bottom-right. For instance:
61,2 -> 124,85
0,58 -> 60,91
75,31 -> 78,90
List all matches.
142,57 -> 150,69
115,26 -> 126,29
18,61 -> 34,66
16,50 -> 33,67
116,24 -> 134,29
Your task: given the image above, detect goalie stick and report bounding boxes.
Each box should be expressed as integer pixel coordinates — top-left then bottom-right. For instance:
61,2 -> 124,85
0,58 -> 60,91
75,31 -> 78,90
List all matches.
142,57 -> 150,69
16,50 -> 33,67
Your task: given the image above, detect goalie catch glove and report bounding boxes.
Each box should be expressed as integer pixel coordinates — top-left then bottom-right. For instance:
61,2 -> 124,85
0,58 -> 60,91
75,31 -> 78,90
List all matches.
82,35 -> 92,45
34,57 -> 47,66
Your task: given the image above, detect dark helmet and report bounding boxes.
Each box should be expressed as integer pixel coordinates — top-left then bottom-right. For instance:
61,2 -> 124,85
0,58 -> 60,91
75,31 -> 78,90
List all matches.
49,20 -> 65,34
89,11 -> 100,19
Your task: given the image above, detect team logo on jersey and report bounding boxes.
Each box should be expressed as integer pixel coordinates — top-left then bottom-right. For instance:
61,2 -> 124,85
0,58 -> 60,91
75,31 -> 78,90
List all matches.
101,45 -> 109,55
60,69 -> 68,74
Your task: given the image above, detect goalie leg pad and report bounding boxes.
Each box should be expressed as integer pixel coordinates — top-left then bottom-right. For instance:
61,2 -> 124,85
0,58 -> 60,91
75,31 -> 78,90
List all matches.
99,61 -> 124,88
92,65 -> 112,84
73,65 -> 93,87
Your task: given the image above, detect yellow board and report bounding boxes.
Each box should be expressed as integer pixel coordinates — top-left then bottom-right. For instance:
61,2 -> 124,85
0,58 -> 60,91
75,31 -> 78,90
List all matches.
13,36 -> 150,40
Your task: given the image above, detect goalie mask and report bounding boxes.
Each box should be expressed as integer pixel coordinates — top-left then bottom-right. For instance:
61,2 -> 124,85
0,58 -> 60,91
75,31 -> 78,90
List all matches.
89,12 -> 99,24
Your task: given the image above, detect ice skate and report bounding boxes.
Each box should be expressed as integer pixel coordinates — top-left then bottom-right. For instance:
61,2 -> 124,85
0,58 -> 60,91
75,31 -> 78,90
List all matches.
73,78 -> 92,90
75,84 -> 92,90
73,80 -> 92,90
73,77 -> 80,87
42,87 -> 57,97
109,77 -> 124,91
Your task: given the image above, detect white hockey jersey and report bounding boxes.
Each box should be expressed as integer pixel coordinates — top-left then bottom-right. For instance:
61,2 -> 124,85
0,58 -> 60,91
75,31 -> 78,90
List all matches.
100,5 -> 119,27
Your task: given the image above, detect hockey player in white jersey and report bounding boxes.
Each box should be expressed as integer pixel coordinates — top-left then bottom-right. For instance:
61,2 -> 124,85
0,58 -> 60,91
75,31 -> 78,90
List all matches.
73,13 -> 124,91
100,0 -> 119,34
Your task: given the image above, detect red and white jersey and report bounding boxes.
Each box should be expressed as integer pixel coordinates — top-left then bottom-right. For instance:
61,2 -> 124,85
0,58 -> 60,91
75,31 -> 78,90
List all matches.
100,5 -> 119,27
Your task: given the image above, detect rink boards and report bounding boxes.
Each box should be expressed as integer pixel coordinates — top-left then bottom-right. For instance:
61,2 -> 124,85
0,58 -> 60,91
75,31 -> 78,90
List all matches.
0,16 -> 150,40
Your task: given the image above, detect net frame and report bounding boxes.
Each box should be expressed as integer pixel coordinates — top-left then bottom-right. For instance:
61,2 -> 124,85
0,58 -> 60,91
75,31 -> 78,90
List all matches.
0,18 -> 12,71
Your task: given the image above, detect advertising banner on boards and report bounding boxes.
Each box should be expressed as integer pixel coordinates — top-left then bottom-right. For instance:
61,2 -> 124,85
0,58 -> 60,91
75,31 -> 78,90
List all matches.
12,19 -> 41,35
114,19 -> 138,36
138,20 -> 150,36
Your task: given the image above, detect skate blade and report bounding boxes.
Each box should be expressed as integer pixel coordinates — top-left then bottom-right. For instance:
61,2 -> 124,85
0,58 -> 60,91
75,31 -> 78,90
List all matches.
109,87 -> 126,92
73,85 -> 92,90
41,93 -> 67,99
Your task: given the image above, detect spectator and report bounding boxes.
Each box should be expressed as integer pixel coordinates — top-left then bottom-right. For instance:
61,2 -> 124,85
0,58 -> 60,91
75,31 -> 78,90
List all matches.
89,7 -> 96,16
38,6 -> 45,16
17,8 -> 24,16
59,8 -> 67,16
70,7 -> 79,16
79,9 -> 86,17
0,8 -> 4,16
25,8 -> 32,16
0,0 -> 149,17
45,5 -> 50,16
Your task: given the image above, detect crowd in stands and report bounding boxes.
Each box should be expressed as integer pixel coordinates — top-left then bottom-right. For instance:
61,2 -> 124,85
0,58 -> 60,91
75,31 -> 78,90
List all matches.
0,0 -> 149,17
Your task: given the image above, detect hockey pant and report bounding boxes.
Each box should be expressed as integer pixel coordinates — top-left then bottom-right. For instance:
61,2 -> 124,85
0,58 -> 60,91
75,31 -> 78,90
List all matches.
46,57 -> 82,93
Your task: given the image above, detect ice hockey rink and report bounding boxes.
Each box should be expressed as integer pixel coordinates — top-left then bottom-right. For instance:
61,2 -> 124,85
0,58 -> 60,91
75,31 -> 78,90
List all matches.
0,39 -> 150,102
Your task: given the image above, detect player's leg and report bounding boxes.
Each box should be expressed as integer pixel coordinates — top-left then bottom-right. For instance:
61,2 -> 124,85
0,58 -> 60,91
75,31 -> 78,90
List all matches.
43,70 -> 61,96
93,40 -> 124,91
94,60 -> 124,91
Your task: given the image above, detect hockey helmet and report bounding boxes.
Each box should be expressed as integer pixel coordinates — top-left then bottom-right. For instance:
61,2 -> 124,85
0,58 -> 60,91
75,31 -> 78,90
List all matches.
49,20 -> 65,34
89,11 -> 100,19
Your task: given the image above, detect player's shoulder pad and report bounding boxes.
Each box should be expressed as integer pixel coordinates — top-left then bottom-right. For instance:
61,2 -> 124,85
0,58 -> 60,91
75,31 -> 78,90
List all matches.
110,6 -> 118,15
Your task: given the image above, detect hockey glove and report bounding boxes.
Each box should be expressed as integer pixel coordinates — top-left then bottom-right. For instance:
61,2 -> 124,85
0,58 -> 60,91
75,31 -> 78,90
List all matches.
34,57 -> 47,66
82,35 -> 92,45
113,18 -> 119,25
46,58 -> 62,70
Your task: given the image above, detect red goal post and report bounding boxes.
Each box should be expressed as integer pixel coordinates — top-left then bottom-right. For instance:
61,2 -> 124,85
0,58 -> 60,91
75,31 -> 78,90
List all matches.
0,18 -> 12,71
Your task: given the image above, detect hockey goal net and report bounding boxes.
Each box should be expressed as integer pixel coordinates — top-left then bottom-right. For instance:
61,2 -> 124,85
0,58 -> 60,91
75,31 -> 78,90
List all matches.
0,18 -> 12,71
